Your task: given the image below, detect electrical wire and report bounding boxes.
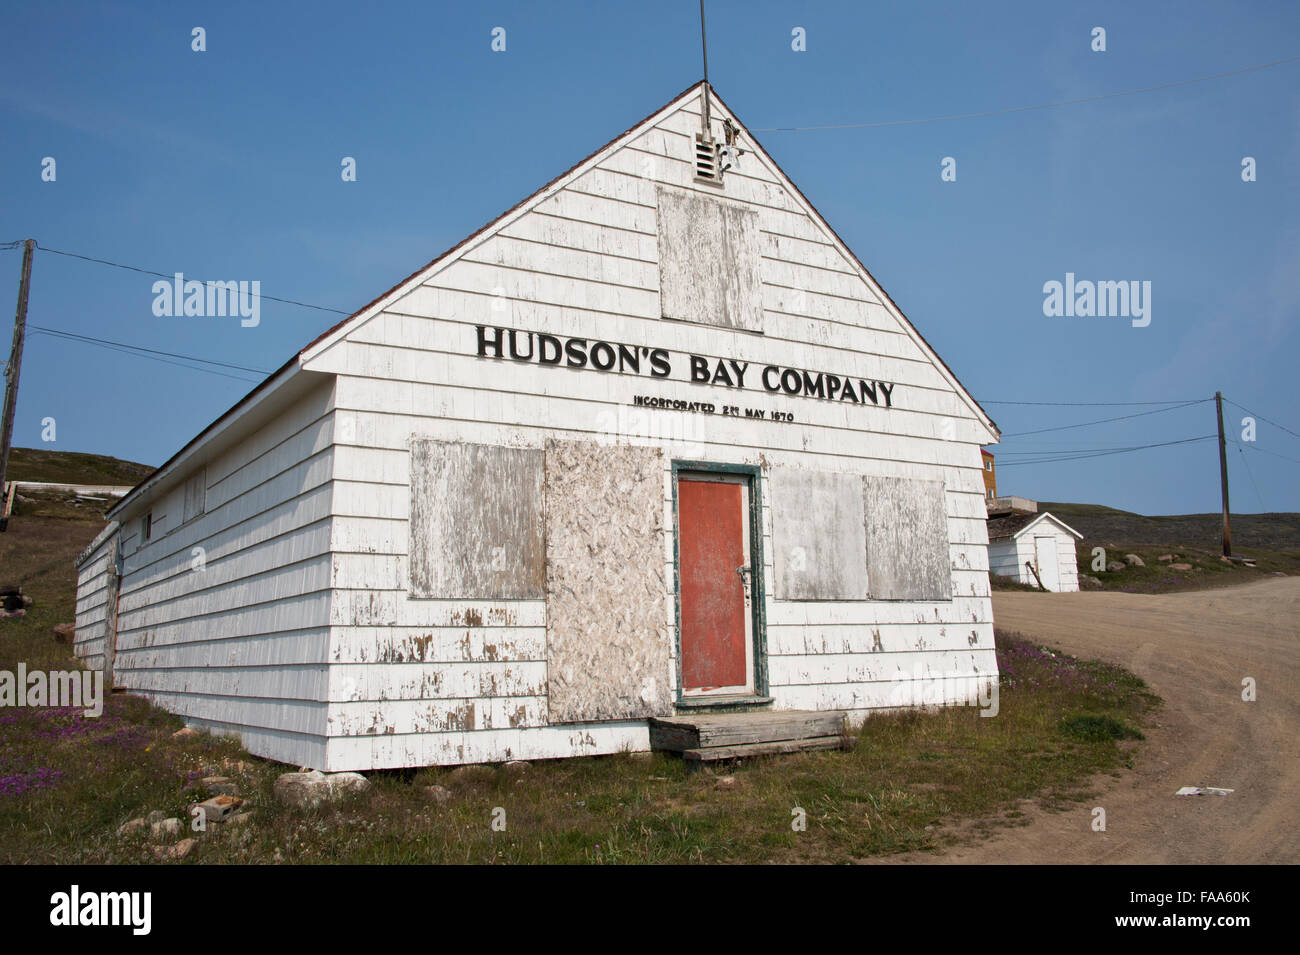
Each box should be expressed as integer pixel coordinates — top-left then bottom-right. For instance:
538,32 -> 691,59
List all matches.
28,325 -> 270,375
1223,397 -> 1300,441
1001,398 -> 1211,437
34,244 -> 350,316
752,54 -> 1300,131
28,328 -> 265,384
1235,444 -> 1268,512
997,434 -> 1216,467
979,398 -> 1201,407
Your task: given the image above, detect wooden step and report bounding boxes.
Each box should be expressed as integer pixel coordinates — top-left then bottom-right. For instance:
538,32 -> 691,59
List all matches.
649,709 -> 848,753
683,735 -> 849,763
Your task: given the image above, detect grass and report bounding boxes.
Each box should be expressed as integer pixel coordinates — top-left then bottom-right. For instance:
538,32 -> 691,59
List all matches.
0,474 -> 1162,864
1074,543 -> 1300,594
5,446 -> 153,487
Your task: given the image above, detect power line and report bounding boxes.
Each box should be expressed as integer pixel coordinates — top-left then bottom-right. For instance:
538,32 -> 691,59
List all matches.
1230,438 -> 1300,467
1001,398 -> 1211,437
29,325 -> 270,375
1222,397 -> 1300,441
28,327 -> 266,384
980,398 -> 1200,407
752,54 -> 1300,131
1235,444 -> 1267,511
34,244 -> 350,317
997,434 -> 1216,468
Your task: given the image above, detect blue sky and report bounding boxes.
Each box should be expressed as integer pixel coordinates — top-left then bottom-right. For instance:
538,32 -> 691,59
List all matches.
2,0 -> 1297,517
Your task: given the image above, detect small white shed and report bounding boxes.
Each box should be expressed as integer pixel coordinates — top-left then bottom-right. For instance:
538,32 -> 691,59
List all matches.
987,512 -> 1083,593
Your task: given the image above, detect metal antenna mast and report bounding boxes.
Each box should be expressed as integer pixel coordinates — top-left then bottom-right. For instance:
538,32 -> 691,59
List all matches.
699,0 -> 711,136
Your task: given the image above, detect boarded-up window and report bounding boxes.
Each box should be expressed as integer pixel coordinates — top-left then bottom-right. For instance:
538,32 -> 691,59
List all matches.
182,469 -> 206,524
408,440 -> 544,599
656,186 -> 763,332
771,467 -> 868,600
863,476 -> 952,601
544,440 -> 672,722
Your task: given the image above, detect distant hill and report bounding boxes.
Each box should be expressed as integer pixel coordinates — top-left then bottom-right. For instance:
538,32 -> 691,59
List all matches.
1040,501 -> 1300,552
4,447 -> 153,488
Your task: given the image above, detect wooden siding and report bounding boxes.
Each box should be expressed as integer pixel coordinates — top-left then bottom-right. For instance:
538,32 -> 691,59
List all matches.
304,87 -> 998,770
104,380 -> 338,767
73,523 -> 119,672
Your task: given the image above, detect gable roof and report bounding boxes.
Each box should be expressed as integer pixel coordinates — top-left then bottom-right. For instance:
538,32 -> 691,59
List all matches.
111,80 -> 998,518
988,511 -> 1083,542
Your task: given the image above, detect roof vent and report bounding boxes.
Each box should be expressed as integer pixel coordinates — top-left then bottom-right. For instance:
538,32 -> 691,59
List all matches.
694,133 -> 719,183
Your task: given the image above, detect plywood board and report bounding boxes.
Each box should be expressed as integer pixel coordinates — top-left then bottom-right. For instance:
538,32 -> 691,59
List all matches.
771,467 -> 869,600
543,440 -> 672,722
863,476 -> 952,600
408,439 -> 545,599
656,186 -> 763,332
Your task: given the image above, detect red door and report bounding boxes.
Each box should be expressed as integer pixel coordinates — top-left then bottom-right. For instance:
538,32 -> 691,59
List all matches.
678,477 -> 751,694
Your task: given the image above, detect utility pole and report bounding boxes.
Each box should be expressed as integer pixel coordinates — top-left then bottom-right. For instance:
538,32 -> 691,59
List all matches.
0,238 -> 35,532
1215,390 -> 1231,557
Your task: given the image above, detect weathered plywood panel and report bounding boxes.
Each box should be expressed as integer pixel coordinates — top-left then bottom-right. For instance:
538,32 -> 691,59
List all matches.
771,467 -> 868,600
656,186 -> 763,332
543,440 -> 672,722
408,439 -> 544,599
864,476 -> 953,601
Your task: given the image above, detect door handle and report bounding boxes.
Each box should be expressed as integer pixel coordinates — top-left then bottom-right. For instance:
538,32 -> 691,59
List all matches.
736,565 -> 752,603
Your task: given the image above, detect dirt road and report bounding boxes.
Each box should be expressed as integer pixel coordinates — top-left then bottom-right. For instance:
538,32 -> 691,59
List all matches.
892,577 -> 1300,864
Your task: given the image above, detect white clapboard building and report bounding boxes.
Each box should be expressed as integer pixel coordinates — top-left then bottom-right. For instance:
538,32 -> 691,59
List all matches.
987,511 -> 1083,592
74,83 -> 1002,771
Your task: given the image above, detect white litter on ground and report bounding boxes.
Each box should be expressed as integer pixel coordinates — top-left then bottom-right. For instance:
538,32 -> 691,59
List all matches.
1175,786 -> 1234,796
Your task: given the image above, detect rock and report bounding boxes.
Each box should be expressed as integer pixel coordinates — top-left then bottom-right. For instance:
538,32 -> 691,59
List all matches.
52,623 -> 75,644
146,810 -> 168,825
1081,574 -> 1104,586
502,760 -> 531,776
715,775 -> 737,789
151,838 -> 196,861
201,775 -> 240,796
327,772 -> 371,798
1124,554 -> 1145,567
274,770 -> 330,809
275,770 -> 368,807
150,817 -> 183,841
226,810 -> 255,826
193,794 -> 244,824
447,765 -> 496,785
171,727 -> 199,740
1158,554 -> 1174,562
116,818 -> 147,838
627,751 -> 654,762
423,785 -> 453,805
1170,562 -> 1194,571
1106,561 -> 1126,573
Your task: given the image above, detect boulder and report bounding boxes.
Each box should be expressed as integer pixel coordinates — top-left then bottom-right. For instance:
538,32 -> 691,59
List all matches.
52,623 -> 75,644
1170,563 -> 1193,571
502,760 -> 531,776
116,818 -> 147,838
1106,561 -> 1127,573
327,772 -> 371,798
151,838 -> 196,861
201,776 -> 240,796
714,775 -> 737,790
150,817 -> 184,841
1124,554 -> 1145,567
1158,554 -> 1174,562
171,727 -> 199,740
274,770 -> 331,809
274,770 -> 370,807
146,810 -> 168,825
